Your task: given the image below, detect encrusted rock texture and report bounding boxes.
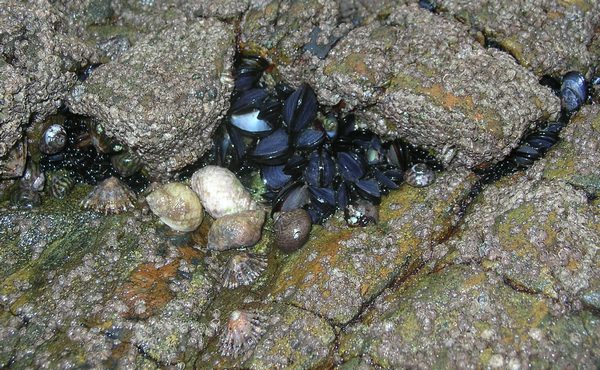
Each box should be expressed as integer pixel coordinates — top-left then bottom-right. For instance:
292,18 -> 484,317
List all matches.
67,19 -> 235,179
0,0 -> 96,176
1,0 -> 600,369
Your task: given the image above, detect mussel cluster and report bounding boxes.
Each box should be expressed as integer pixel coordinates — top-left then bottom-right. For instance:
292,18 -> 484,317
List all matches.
209,55 -> 440,225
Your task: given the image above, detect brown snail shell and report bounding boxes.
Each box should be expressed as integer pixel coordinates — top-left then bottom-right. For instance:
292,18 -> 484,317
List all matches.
146,182 -> 204,232
273,209 -> 312,252
207,210 -> 265,251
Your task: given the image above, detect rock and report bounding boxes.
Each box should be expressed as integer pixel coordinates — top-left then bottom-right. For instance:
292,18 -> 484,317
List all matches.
439,173 -> 599,305
435,0 -> 600,76
0,0 -> 96,176
196,304 -> 335,369
191,166 -> 259,219
267,169 -> 476,325
0,62 -> 28,164
0,185 -> 214,367
541,105 -> 600,197
338,264 -> 600,368
67,19 -> 236,179
243,2 -> 560,168
247,305 -> 335,369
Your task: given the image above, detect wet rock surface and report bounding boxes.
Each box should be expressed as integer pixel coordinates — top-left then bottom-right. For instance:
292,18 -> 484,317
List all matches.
267,169 -> 476,325
339,264 -> 600,369
435,0 -> 600,76
1,0 -> 600,368
68,19 -> 235,179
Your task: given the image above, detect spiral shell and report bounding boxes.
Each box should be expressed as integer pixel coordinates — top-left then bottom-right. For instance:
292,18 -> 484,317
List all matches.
146,182 -> 204,232
222,253 -> 267,289
273,209 -> 312,252
220,309 -> 266,358
47,170 -> 75,199
111,152 -> 142,177
10,187 -> 41,209
39,124 -> 67,155
207,210 -> 265,251
404,163 -> 435,187
81,176 -> 136,214
191,165 -> 258,219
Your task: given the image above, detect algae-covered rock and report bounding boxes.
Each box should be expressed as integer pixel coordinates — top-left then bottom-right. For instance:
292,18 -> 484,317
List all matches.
68,19 -> 236,179
439,171 -> 599,307
0,185 -> 215,367
247,305 -> 335,369
542,105 -> 600,197
435,0 -> 600,76
339,264 -> 600,368
266,169 -> 476,325
196,303 -> 335,369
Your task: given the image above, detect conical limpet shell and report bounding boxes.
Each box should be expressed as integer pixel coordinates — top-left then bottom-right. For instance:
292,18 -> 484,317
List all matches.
146,182 -> 204,232
81,176 -> 136,215
220,309 -> 266,358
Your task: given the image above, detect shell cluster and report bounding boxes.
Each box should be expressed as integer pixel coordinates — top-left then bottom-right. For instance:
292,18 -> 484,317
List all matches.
38,115 -> 148,196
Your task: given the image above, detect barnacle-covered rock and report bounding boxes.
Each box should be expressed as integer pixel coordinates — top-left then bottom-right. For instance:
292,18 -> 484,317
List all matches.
242,2 -> 560,168
273,209 -> 312,252
191,166 -> 258,219
220,309 -> 266,358
222,253 -> 267,289
81,176 -> 135,214
146,183 -> 204,232
68,19 -> 236,179
207,210 -> 265,251
0,0 -> 96,168
0,140 -> 27,180
433,0 -> 600,76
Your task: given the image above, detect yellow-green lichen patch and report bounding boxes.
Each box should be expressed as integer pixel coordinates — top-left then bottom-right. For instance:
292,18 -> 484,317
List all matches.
323,52 -> 377,83
335,264 -> 594,369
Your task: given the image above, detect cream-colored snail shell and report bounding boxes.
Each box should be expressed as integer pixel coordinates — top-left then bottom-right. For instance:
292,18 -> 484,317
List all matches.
190,165 -> 258,219
146,182 -> 204,232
